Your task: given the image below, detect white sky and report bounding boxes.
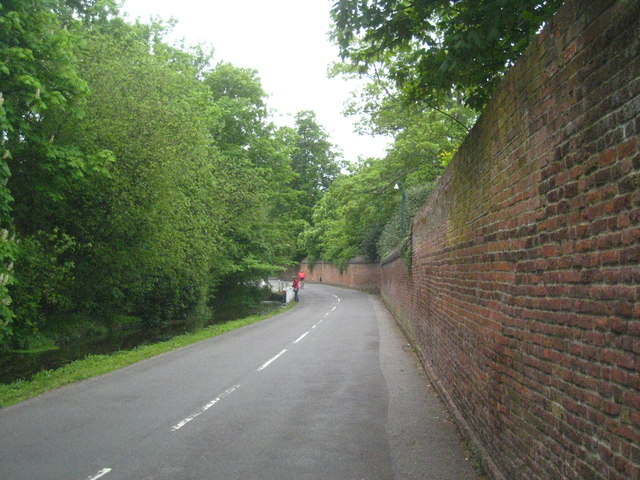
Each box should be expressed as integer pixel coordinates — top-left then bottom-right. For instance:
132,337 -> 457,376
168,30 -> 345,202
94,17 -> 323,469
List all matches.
120,0 -> 391,162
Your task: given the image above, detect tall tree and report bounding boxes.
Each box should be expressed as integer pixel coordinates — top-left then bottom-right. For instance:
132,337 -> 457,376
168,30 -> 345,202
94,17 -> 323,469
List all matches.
290,111 -> 342,224
203,63 -> 268,153
203,63 -> 301,282
7,16 -> 231,332
0,0 -> 99,341
1,2 -> 345,348
331,0 -> 563,110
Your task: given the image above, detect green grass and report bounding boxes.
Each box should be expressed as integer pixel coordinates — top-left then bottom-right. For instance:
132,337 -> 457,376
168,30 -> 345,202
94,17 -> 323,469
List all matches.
0,304 -> 293,408
10,342 -> 60,354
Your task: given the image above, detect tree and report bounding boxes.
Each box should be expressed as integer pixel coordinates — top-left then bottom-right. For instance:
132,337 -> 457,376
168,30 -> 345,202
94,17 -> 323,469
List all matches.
203,63 -> 303,282
1,2 -> 345,348
331,0 -> 563,110
300,160 -> 395,268
300,99 -> 473,266
290,111 -> 342,224
0,0 -> 99,341
203,63 -> 268,152
3,15 -> 233,332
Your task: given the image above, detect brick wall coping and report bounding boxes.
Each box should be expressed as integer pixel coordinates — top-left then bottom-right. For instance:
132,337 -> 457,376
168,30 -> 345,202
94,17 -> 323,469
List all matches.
380,248 -> 402,267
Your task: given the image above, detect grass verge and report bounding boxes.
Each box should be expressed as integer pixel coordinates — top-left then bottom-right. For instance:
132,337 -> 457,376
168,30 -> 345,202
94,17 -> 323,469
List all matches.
0,304 -> 293,408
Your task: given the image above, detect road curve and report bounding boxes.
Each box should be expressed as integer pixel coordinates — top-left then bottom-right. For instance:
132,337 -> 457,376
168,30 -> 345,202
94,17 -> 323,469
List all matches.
0,283 -> 479,480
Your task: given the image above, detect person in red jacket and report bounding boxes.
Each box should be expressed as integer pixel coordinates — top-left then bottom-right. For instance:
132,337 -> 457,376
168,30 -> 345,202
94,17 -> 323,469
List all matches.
298,270 -> 306,288
292,277 -> 300,301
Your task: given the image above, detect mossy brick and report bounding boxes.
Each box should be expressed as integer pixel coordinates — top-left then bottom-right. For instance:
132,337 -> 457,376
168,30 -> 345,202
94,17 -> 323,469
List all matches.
369,1 -> 640,479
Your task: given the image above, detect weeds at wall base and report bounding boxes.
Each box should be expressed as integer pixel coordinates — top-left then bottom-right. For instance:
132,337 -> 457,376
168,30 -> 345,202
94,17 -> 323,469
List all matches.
465,441 -> 490,479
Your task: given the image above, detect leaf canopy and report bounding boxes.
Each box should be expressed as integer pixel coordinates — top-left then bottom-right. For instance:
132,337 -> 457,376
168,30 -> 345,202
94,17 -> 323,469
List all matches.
331,0 -> 563,109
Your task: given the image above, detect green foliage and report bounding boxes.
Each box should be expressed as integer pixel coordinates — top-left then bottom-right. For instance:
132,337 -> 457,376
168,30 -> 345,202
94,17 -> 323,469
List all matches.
204,63 -> 268,151
203,63 -> 315,277
209,282 -> 273,322
0,0 -> 93,336
304,1 -> 520,270
46,24 -> 219,325
290,111 -> 342,225
0,232 -> 16,345
0,2 -> 330,350
301,99 -> 473,267
9,230 -> 76,348
331,0 -> 563,110
302,163 -> 395,268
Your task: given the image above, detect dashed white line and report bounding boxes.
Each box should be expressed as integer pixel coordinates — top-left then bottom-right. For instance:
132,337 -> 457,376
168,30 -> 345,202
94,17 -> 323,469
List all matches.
173,297 -> 340,432
323,307 -> 337,319
171,384 -> 240,432
87,468 -> 112,480
294,332 -> 309,344
165,291 -> 344,437
257,349 -> 287,371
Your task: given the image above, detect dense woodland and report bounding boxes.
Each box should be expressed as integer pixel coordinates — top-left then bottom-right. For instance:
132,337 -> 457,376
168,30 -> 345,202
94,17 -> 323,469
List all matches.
0,0 -> 560,352
0,0 -> 342,350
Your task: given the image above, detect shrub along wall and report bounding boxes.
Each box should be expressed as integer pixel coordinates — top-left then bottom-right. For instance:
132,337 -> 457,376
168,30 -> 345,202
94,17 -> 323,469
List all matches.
379,1 -> 639,479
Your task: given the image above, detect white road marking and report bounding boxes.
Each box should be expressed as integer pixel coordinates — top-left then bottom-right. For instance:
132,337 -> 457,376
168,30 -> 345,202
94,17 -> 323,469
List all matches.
333,295 -> 341,303
172,293 -> 341,433
171,385 -> 240,432
257,349 -> 287,371
294,332 -> 309,344
87,468 -> 112,480
322,307 -> 336,319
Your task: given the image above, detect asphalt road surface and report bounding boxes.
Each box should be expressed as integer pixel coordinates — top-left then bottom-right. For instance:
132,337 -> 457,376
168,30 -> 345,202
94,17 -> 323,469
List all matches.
0,283 -> 479,480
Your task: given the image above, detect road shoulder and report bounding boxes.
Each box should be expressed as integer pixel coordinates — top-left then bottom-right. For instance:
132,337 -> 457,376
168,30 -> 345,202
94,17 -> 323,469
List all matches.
372,294 -> 483,480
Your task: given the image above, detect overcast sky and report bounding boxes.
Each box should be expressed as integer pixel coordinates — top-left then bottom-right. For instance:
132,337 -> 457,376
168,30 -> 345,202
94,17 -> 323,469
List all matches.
120,0 -> 391,162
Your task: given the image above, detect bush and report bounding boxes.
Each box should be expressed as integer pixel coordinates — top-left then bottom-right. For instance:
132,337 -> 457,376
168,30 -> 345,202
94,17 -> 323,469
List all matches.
209,280 -> 272,322
7,230 -> 76,349
135,274 -> 210,329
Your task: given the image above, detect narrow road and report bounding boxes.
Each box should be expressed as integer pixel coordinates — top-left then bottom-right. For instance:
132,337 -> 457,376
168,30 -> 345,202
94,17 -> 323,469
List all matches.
0,284 -> 479,480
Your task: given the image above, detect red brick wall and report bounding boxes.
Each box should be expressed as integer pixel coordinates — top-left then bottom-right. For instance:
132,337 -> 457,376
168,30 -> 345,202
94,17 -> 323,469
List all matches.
300,257 -> 380,292
380,1 -> 640,479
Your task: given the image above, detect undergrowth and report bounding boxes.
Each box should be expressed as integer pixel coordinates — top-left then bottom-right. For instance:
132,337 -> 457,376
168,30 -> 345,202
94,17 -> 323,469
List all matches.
0,304 -> 293,407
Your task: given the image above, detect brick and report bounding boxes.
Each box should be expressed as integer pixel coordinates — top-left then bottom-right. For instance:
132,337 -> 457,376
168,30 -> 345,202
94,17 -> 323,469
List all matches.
618,138 -> 638,159
620,245 -> 640,263
375,1 -> 640,479
619,172 -> 640,193
600,146 -> 618,166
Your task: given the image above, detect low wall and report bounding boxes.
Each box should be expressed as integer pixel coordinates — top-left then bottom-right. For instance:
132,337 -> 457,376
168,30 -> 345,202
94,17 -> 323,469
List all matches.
300,257 -> 380,292
380,1 -> 640,479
